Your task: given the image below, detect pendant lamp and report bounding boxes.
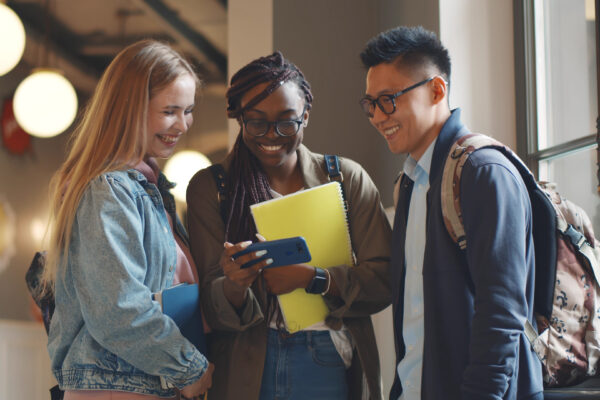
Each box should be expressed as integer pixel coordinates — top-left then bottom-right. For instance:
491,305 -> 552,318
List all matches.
12,0 -> 78,138
164,150 -> 212,202
0,2 -> 25,76
13,68 -> 78,138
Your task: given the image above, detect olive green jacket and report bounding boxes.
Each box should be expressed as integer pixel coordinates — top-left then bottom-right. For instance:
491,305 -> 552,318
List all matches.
186,145 -> 392,400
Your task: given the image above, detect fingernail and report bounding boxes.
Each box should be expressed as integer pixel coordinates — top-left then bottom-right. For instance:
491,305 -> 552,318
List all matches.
255,250 -> 267,257
265,258 -> 273,265
241,241 -> 253,248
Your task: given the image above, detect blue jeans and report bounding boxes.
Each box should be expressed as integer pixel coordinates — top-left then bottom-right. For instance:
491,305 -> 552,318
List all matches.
259,329 -> 348,400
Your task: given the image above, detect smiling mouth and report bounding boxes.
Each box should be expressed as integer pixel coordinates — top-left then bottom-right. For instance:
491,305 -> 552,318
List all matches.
383,126 -> 400,138
157,134 -> 179,144
259,144 -> 284,152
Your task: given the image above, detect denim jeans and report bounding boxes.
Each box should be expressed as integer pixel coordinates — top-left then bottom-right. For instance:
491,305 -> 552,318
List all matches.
259,328 -> 348,400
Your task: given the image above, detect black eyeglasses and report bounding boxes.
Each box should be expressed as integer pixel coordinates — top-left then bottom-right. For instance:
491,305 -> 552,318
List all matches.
359,77 -> 435,118
242,107 -> 306,137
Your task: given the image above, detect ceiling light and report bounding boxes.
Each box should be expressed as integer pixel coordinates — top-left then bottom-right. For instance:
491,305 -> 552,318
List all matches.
13,68 -> 78,138
164,150 -> 212,202
0,2 -> 25,76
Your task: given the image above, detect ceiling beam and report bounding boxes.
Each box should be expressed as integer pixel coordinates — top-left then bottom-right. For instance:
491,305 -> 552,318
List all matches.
142,0 -> 227,76
6,0 -> 227,84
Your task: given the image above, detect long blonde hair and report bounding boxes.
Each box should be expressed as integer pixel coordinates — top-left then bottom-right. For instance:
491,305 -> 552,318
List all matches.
44,40 -> 200,286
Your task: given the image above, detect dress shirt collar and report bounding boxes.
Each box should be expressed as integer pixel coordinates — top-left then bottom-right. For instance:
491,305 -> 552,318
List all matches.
403,136 -> 437,184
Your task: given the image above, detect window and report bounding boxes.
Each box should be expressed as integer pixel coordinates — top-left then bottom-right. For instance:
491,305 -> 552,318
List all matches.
515,0 -> 600,231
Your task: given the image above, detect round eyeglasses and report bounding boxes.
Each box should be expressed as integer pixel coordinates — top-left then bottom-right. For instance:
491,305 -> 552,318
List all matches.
242,107 -> 306,137
359,77 -> 434,118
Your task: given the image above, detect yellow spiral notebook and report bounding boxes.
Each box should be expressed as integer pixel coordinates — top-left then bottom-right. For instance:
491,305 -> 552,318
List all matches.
250,181 -> 353,333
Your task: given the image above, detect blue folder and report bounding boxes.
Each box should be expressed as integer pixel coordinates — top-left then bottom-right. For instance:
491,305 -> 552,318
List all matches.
155,283 -> 207,354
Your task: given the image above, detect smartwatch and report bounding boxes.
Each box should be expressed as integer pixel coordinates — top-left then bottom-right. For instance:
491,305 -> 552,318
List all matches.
305,267 -> 328,294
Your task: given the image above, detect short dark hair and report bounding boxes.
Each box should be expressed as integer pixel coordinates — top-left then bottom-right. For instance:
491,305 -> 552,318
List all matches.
360,26 -> 451,83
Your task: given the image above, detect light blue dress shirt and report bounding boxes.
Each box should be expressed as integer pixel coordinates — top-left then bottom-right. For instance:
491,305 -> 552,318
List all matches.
397,138 -> 437,400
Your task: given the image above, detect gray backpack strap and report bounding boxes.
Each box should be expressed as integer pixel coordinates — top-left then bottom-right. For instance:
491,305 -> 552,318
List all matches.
541,182 -> 600,285
440,133 -> 508,250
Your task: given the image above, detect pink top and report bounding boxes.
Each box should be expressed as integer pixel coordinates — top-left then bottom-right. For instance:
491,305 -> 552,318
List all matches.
135,158 -> 198,286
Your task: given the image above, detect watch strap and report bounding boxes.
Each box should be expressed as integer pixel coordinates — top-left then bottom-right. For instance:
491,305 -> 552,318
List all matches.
305,267 -> 328,294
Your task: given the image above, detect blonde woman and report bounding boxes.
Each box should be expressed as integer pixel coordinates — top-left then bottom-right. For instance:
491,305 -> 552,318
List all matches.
44,40 -> 213,399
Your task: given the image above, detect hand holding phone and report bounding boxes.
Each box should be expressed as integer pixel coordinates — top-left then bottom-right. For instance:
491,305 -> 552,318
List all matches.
232,236 -> 311,269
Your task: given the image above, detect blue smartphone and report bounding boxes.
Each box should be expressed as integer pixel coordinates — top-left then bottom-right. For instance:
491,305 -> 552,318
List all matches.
233,236 -> 311,269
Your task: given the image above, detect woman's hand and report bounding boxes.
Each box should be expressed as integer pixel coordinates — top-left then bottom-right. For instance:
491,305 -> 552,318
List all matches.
262,264 -> 315,295
220,241 -> 272,308
180,362 -> 214,399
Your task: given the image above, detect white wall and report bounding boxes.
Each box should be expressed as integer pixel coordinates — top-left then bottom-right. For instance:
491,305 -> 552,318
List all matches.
0,319 -> 56,399
440,0 -> 517,149
226,0 -> 273,146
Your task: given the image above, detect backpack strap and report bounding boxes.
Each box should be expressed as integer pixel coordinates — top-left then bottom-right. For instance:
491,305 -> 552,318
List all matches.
324,154 -> 356,264
440,133 -> 517,250
541,182 -> 600,285
324,154 -> 342,181
561,220 -> 600,283
208,164 -> 228,225
324,154 -> 349,213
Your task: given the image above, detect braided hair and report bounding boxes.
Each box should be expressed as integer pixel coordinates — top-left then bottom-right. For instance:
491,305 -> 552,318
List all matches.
224,51 -> 313,244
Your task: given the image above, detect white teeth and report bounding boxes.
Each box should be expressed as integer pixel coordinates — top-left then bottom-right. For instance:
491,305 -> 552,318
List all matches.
383,126 -> 399,137
158,135 -> 178,144
260,144 -> 283,151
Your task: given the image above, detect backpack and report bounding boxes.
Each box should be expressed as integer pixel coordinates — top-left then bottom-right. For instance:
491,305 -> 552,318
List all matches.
25,251 -> 63,400
439,133 -> 600,387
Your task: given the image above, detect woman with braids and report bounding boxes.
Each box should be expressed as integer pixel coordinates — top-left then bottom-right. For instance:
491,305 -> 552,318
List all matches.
186,52 -> 391,400
44,40 -> 213,399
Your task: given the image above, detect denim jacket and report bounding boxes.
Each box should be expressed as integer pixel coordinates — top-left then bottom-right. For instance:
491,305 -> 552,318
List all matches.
48,169 -> 208,396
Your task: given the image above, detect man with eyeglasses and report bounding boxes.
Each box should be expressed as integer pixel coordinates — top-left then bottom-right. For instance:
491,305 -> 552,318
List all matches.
360,26 -> 543,400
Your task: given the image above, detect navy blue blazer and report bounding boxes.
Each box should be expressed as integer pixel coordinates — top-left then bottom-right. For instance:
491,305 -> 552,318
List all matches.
390,109 -> 543,400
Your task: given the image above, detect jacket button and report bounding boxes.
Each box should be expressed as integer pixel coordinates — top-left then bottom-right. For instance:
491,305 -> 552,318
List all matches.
169,265 -> 173,272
